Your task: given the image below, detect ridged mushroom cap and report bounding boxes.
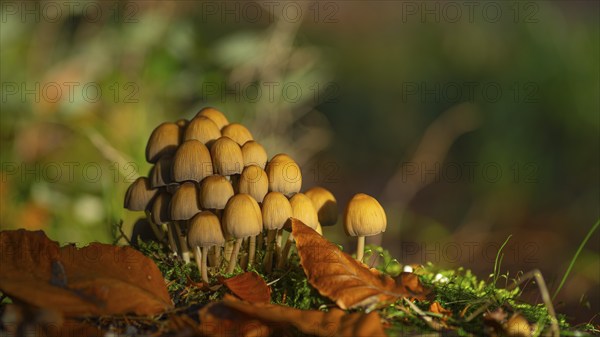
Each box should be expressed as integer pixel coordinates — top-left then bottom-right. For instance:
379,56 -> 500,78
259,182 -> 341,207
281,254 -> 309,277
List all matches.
188,211 -> 226,248
199,175 -> 234,210
222,123 -> 253,145
305,186 -> 338,227
124,177 -> 157,211
172,139 -> 214,182
170,182 -> 201,221
150,191 -> 172,224
343,193 -> 387,237
238,165 -> 269,203
184,116 -> 221,145
265,153 -> 302,197
289,193 -> 319,230
222,194 -> 262,239
241,141 -> 268,169
196,107 -> 229,130
150,155 -> 173,189
261,192 -> 293,231
210,136 -> 243,176
146,122 -> 181,163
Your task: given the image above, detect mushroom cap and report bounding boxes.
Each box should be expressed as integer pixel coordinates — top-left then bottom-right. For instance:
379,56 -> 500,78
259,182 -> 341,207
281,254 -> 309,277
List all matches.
146,122 -> 181,163
184,116 -> 221,145
289,193 -> 319,230
172,139 -> 214,182
210,136 -> 243,176
150,155 -> 174,188
343,193 -> 387,237
305,186 -> 338,227
222,123 -> 253,145
124,177 -> 157,211
199,175 -> 234,210
150,191 -> 172,224
238,165 -> 269,203
170,182 -> 202,221
197,107 -> 229,130
261,192 -> 293,231
188,211 -> 226,248
222,194 -> 262,239
241,141 -> 268,169
265,153 -> 302,197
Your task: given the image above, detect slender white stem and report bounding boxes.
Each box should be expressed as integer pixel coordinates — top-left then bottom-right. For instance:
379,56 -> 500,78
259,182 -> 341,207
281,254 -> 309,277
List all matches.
226,239 -> 243,274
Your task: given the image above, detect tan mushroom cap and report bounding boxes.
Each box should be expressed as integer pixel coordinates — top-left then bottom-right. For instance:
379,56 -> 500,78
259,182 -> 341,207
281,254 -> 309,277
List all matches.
150,191 -> 172,224
343,193 -> 387,237
222,123 -> 253,145
238,165 -> 269,203
188,211 -> 226,248
150,155 -> 173,188
266,153 -> 302,197
199,175 -> 234,210
222,194 -> 262,239
289,193 -> 319,230
184,116 -> 221,145
170,182 -> 202,221
172,139 -> 214,182
210,136 -> 243,176
124,177 -> 157,211
261,192 -> 293,231
305,186 -> 338,227
241,141 -> 268,169
146,122 -> 181,163
197,107 -> 229,130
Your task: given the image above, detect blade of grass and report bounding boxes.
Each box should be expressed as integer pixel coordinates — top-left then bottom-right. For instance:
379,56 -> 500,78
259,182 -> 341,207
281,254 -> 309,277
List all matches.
551,219 -> 600,301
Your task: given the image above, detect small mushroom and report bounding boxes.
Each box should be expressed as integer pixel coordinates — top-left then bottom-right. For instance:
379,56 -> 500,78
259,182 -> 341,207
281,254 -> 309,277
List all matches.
169,182 -> 202,263
261,192 -> 293,273
210,136 -> 244,177
241,140 -> 268,169
237,165 -> 269,203
172,139 -> 214,183
184,116 -> 221,146
344,193 -> 387,262
197,107 -> 229,130
124,177 -> 157,211
305,186 -> 338,227
222,194 -> 262,273
265,154 -> 302,197
278,192 -> 318,268
199,175 -> 234,212
145,122 -> 181,163
150,155 -> 174,189
150,192 -> 179,258
188,211 -> 225,284
222,123 -> 253,145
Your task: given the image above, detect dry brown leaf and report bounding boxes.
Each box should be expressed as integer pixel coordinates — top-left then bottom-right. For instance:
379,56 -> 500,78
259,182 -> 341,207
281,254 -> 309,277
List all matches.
0,229 -> 173,316
196,294 -> 386,337
220,272 -> 271,303
291,218 -> 428,309
429,301 -> 452,319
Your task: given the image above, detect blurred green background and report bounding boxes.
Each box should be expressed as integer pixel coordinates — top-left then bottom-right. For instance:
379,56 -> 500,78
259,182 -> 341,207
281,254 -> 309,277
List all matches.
1,0 -> 598,324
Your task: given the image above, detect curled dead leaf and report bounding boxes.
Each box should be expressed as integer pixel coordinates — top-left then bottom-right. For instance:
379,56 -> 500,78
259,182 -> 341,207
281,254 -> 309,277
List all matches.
220,271 -> 271,303
0,229 -> 173,316
429,301 -> 452,319
291,218 -> 428,309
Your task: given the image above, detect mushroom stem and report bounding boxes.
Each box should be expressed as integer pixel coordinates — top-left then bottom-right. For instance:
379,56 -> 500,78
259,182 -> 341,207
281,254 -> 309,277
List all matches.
277,233 -> 294,269
224,240 -> 234,262
263,229 -> 277,273
194,245 -> 202,279
275,229 -> 283,258
207,246 -> 217,266
256,232 -> 264,252
175,222 -> 191,263
356,236 -> 365,262
214,246 -> 222,266
165,223 -> 179,257
248,235 -> 256,267
226,238 -> 243,274
144,210 -> 164,241
201,246 -> 209,284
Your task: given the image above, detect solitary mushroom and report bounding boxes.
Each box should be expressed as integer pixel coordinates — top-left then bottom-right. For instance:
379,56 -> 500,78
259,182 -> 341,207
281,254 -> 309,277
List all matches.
197,107 -> 229,130
222,194 -> 262,273
305,186 -> 338,227
237,165 -> 269,203
188,211 -> 225,284
210,136 -> 244,177
222,123 -> 253,145
146,122 -> 181,163
184,116 -> 221,146
344,193 -> 387,262
265,154 -> 302,197
241,140 -> 268,169
261,192 -> 292,273
172,139 -> 214,183
278,192 -> 318,268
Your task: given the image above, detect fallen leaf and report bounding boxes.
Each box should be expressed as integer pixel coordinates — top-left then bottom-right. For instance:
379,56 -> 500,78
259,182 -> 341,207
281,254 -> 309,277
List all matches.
0,229 -> 173,316
429,301 -> 452,318
197,294 -> 386,337
291,218 -> 428,309
220,272 -> 271,303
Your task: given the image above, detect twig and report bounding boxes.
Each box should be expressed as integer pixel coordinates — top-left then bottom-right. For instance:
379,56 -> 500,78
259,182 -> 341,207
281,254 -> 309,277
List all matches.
402,298 -> 444,331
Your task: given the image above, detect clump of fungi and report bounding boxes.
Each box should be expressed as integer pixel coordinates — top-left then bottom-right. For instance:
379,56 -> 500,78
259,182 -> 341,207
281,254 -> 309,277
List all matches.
124,107 -> 388,282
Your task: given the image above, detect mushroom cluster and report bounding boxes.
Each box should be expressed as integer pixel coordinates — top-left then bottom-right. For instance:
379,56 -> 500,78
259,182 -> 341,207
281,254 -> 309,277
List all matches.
124,107 -> 387,283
